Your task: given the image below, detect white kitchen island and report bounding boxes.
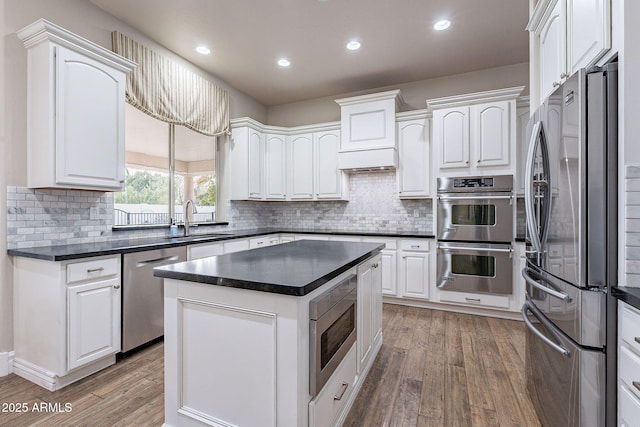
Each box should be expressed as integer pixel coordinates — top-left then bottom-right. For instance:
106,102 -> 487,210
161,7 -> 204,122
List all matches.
154,240 -> 384,427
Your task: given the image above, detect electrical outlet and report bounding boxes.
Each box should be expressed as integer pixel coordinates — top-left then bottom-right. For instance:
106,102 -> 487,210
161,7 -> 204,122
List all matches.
296,209 -> 301,217
90,207 -> 98,220
413,209 -> 419,218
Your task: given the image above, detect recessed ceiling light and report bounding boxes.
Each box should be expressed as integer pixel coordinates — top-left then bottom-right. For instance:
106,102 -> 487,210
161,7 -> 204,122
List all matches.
278,58 -> 291,67
346,40 -> 361,51
434,20 -> 451,31
195,45 -> 211,55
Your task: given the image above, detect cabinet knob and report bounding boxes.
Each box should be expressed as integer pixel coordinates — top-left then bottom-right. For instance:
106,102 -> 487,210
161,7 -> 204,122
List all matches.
560,72 -> 569,78
113,284 -> 120,289
552,81 -> 560,88
634,381 -> 640,393
477,159 -> 481,164
465,160 -> 469,164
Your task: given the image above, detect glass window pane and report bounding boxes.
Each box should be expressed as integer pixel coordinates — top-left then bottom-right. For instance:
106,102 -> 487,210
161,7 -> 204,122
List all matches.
114,167 -> 170,225
175,125 -> 216,224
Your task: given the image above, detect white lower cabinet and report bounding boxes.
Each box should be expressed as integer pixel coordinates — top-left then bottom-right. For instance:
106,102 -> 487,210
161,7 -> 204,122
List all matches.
188,242 -> 223,260
398,240 -> 431,300
619,302 -> 640,425
13,255 -> 121,390
249,234 -> 281,248
357,254 -> 383,372
362,237 -> 397,296
309,345 -> 357,427
223,238 -> 250,253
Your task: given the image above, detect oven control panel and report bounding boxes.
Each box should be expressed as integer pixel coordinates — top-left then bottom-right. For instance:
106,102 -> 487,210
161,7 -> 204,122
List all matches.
437,175 -> 513,193
453,177 -> 494,188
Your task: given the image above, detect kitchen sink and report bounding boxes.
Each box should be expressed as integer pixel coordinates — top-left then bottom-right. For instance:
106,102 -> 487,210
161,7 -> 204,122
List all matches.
165,233 -> 232,241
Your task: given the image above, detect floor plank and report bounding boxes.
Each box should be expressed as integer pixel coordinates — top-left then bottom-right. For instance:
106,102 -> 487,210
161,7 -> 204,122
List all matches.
0,305 -> 540,427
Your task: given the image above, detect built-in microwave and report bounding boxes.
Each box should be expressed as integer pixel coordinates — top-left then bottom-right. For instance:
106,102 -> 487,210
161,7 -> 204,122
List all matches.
309,274 -> 357,398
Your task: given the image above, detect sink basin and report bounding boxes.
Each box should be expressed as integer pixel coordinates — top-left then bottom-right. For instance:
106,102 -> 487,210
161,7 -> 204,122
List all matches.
165,233 -> 232,241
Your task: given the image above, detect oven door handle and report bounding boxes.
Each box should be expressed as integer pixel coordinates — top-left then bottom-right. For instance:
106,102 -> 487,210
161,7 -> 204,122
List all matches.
437,194 -> 513,201
437,244 -> 513,254
521,302 -> 571,358
522,268 -> 572,303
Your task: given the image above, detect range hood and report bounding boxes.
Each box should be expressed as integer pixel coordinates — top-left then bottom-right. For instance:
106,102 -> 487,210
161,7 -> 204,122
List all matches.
336,90 -> 402,171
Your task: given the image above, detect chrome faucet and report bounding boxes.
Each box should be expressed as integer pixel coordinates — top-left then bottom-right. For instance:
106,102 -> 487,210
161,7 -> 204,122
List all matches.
183,199 -> 198,237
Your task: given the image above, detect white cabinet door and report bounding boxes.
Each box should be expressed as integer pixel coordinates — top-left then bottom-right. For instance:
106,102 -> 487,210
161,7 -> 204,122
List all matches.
434,107 -> 470,170
399,250 -> 430,300
67,278 -> 120,370
567,0 -> 610,73
397,118 -> 430,198
248,129 -> 264,199
264,134 -> 287,199
515,102 -> 532,195
289,134 -> 314,200
357,254 -> 382,372
538,0 -> 566,101
315,130 -> 343,199
380,249 -> 398,296
55,46 -> 126,190
473,101 -> 510,168
223,239 -> 250,253
188,242 -> 223,260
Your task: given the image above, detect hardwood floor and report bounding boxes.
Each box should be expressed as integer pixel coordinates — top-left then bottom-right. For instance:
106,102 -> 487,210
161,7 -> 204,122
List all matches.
0,304 -> 540,427
344,304 -> 541,427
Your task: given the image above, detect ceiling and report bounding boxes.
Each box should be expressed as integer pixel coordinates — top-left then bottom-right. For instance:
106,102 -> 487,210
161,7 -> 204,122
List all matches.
88,0 -> 529,107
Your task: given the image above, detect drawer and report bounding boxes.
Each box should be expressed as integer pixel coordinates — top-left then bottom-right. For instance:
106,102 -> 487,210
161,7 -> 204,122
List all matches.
438,290 -> 510,310
620,383 -> 640,426
67,256 -> 119,284
189,242 -> 223,260
399,239 -> 430,252
223,239 -> 249,254
249,236 -> 269,248
620,345 -> 640,399
620,303 -> 640,353
309,344 -> 357,427
362,237 -> 397,250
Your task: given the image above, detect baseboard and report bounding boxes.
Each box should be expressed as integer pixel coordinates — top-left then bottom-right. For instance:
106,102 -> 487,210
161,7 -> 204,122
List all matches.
13,356 -> 116,391
382,296 -> 523,321
0,351 -> 15,376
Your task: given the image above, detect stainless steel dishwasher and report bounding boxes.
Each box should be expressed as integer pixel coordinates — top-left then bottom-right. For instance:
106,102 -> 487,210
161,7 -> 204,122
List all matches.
122,246 -> 187,352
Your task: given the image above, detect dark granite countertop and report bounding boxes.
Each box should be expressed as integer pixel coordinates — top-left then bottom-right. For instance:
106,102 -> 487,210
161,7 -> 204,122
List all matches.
153,240 -> 384,296
7,228 -> 434,261
612,286 -> 640,311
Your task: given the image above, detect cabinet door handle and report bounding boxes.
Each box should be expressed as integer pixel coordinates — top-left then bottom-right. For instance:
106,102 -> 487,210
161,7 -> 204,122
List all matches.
635,337 -> 640,345
333,382 -> 348,401
86,267 -> 105,273
465,297 -> 481,302
113,284 -> 120,289
633,381 -> 640,393
411,245 -> 420,249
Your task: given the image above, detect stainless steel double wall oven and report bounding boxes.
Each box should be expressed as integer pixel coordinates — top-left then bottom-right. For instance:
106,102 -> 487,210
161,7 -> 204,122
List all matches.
436,175 -> 514,295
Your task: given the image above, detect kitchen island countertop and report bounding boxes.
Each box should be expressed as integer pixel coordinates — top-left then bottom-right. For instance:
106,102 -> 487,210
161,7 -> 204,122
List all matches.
153,239 -> 384,296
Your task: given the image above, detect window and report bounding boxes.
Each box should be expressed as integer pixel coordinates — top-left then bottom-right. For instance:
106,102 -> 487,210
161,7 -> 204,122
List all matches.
114,104 -> 217,227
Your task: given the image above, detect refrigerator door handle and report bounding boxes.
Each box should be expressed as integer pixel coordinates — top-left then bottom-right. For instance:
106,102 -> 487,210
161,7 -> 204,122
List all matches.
524,121 -> 543,255
521,302 -> 571,358
522,268 -> 572,303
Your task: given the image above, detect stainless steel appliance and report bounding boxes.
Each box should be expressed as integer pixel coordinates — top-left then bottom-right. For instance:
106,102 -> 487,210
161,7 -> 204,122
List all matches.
122,246 -> 187,352
437,175 -> 514,243
309,274 -> 357,397
522,64 -> 617,427
437,241 -> 513,294
436,175 -> 514,295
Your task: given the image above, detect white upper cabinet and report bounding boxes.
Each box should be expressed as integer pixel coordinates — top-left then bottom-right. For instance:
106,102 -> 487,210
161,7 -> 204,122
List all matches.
335,90 -> 402,170
17,19 -> 136,191
315,130 -> 346,199
230,119 -> 347,201
396,111 -> 431,198
428,87 -> 524,176
515,97 -> 531,195
528,0 -> 611,105
264,134 -> 287,199
289,134 -> 314,199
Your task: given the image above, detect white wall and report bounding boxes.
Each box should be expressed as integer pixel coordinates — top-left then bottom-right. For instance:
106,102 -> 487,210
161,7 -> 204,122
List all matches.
0,0 -> 267,355
266,62 -> 529,127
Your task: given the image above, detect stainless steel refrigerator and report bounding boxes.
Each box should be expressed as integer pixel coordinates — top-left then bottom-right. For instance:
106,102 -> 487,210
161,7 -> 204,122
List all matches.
521,63 -> 617,427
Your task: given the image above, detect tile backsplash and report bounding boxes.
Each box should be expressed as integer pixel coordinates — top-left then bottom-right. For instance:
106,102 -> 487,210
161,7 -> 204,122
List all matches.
227,171 -> 433,233
626,165 -> 640,287
6,171 -> 433,249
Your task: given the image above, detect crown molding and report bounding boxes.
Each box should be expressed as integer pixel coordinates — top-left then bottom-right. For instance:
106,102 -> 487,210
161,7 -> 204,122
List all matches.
426,86 -> 526,110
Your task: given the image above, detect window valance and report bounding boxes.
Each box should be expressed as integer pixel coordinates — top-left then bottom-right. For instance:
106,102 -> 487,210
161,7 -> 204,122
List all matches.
111,31 -> 229,136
